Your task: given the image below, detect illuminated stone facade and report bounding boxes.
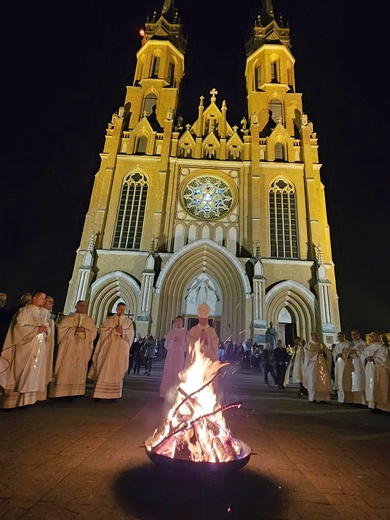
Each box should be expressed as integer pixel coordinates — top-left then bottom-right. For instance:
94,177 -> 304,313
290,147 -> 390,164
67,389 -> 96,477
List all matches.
65,1 -> 341,346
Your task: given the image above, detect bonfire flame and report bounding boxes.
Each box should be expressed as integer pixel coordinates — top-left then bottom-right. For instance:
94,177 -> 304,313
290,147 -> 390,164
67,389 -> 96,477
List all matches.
146,340 -> 243,463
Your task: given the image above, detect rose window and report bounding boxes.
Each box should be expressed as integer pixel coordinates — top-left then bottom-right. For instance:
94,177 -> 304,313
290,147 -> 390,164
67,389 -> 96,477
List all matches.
182,177 -> 233,219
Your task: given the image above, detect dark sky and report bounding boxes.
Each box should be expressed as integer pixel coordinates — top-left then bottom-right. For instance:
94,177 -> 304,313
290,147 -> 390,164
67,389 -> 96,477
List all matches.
2,1 -> 389,334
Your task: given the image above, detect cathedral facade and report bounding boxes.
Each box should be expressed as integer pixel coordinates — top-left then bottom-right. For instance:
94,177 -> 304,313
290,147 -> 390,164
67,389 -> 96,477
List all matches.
64,1 -> 341,347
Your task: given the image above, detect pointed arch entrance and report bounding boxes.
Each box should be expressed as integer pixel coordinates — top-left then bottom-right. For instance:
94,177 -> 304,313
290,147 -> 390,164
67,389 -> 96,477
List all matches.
265,281 -> 316,344
88,271 -> 140,326
155,240 -> 252,343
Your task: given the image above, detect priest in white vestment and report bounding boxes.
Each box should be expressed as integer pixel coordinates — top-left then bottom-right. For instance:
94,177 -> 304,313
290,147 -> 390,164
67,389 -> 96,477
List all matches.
332,332 -> 350,403
88,303 -> 134,400
160,315 -> 188,399
342,330 -> 366,405
304,332 -> 332,403
0,291 -> 51,409
361,331 -> 390,412
284,337 -> 307,396
186,303 -> 219,367
49,300 -> 97,398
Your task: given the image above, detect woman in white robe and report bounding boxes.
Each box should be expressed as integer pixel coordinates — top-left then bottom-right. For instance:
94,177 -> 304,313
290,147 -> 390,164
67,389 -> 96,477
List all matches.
159,316 -> 187,399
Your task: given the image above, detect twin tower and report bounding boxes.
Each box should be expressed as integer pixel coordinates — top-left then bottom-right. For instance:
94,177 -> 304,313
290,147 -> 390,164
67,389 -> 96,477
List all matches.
64,0 -> 341,347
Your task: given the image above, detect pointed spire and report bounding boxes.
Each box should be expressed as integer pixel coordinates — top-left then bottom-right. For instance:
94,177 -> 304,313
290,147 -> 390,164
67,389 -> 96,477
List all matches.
254,240 -> 262,261
263,0 -> 275,22
161,0 -> 175,22
149,235 -> 158,256
143,1 -> 187,54
246,0 -> 291,55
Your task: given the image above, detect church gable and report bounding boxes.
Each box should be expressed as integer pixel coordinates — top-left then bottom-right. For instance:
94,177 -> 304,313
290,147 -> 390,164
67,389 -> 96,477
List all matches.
202,132 -> 220,159
178,129 -> 196,158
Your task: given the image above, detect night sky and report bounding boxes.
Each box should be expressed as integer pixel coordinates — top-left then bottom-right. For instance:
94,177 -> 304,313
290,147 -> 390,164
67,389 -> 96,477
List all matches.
2,1 -> 389,334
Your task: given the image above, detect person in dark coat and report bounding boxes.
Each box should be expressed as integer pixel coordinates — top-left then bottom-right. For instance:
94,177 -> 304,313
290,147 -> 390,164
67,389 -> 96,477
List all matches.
262,344 -> 277,386
274,339 -> 290,389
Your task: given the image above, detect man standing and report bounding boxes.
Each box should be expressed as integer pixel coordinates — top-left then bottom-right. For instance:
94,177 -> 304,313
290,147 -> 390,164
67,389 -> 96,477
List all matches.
285,337 -> 307,396
342,330 -> 366,405
332,331 -> 350,403
186,303 -> 219,367
304,331 -> 332,403
88,303 -> 134,400
262,343 -> 277,386
0,290 -> 51,409
49,300 -> 97,398
274,339 -> 290,389
144,335 -> 156,376
361,331 -> 390,413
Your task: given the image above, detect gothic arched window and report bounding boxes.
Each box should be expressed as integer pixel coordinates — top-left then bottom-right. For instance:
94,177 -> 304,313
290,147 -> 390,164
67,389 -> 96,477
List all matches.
271,59 -> 279,83
142,93 -> 157,117
150,55 -> 160,78
269,99 -> 283,124
228,144 -> 241,160
255,65 -> 261,91
113,172 -> 148,250
168,61 -> 175,87
275,142 -> 285,161
269,179 -> 298,258
136,135 -> 147,154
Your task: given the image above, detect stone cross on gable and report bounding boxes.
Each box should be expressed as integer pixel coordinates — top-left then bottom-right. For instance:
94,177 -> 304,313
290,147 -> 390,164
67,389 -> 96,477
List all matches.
210,88 -> 218,102
199,95 -> 204,106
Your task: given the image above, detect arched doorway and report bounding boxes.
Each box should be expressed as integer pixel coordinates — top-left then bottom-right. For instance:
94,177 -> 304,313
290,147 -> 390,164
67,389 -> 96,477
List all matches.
88,271 -> 140,326
154,239 -> 251,343
277,307 -> 296,347
265,280 -> 316,344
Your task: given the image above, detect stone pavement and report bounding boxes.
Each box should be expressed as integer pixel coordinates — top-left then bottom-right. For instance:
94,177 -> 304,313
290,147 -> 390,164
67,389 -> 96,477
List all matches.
0,359 -> 389,520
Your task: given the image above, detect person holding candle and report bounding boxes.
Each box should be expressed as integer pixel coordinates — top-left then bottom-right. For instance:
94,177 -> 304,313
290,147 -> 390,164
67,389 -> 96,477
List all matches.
88,302 -> 134,401
49,300 -> 97,399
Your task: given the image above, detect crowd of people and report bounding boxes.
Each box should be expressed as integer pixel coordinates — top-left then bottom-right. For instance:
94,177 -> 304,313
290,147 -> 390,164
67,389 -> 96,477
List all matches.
0,291 -> 389,414
0,291 -> 138,409
226,331 -> 390,413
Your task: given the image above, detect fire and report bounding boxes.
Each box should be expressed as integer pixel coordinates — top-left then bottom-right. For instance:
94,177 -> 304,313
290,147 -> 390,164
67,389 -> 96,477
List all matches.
146,340 -> 243,463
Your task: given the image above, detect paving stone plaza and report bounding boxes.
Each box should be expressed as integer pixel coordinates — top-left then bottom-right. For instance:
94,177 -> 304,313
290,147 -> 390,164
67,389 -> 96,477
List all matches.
1,360 -> 389,519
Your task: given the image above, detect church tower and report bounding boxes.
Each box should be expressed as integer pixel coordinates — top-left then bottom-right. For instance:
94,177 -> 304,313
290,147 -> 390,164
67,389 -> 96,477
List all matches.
65,0 -> 341,347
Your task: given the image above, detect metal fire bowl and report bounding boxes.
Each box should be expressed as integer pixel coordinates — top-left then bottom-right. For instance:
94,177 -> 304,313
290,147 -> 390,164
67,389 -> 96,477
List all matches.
145,439 -> 251,475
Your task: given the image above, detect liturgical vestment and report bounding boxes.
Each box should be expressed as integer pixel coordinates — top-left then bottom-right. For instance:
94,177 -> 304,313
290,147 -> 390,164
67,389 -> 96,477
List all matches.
49,312 -> 97,398
0,305 -> 51,409
88,315 -> 134,399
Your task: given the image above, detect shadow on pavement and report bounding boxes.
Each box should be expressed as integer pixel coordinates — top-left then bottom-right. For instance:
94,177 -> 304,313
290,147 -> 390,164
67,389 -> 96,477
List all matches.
113,463 -> 287,519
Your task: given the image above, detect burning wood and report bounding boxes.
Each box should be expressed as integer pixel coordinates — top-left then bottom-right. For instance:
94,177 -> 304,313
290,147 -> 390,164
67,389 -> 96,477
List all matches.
145,340 -> 248,465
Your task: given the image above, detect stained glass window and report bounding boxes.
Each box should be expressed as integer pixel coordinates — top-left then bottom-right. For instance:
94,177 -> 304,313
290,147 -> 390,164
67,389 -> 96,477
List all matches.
182,176 -> 233,220
113,173 -> 148,249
